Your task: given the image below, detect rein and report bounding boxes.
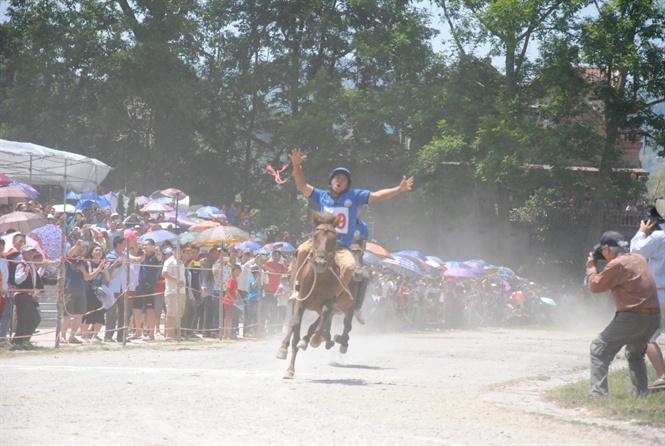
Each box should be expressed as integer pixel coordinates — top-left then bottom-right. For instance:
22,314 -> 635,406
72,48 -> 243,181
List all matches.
293,224 -> 354,302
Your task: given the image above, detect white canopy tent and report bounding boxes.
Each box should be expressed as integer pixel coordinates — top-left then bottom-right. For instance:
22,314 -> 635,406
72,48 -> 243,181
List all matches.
0,139 -> 112,193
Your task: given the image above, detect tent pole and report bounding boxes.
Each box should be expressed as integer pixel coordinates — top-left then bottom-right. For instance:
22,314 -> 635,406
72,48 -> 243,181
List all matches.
56,163 -> 67,349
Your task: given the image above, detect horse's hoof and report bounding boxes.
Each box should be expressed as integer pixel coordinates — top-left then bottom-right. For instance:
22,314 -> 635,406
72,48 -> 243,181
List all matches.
340,345 -> 348,354
283,369 -> 294,379
334,334 -> 342,344
276,348 -> 287,360
325,340 -> 335,350
297,340 -> 308,350
310,336 -> 322,348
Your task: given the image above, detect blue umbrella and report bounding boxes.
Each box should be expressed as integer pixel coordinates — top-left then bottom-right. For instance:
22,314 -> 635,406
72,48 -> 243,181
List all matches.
392,250 -> 428,261
381,256 -> 426,277
443,261 -> 471,270
443,267 -> 477,278
426,256 -> 446,265
138,229 -> 179,245
264,241 -> 296,253
463,261 -> 486,274
196,206 -> 221,218
236,241 -> 261,250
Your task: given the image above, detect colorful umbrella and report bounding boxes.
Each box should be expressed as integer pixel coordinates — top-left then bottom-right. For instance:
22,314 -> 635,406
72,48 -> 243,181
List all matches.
138,229 -> 179,245
196,206 -> 221,219
193,226 -> 251,246
443,267 -> 477,278
463,261 -> 486,274
443,261 -> 471,270
392,250 -> 428,261
140,202 -> 174,213
263,241 -> 296,253
381,256 -> 426,277
188,220 -> 220,233
235,241 -> 261,250
0,184 -> 34,204
179,232 -> 199,245
0,173 -> 12,186
0,211 -> 47,233
365,242 -> 393,258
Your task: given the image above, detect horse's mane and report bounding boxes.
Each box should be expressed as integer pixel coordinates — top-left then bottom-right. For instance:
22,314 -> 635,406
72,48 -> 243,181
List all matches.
311,211 -> 337,226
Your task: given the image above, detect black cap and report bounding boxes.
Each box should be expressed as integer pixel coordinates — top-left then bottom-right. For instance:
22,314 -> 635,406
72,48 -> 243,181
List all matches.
599,231 -> 625,248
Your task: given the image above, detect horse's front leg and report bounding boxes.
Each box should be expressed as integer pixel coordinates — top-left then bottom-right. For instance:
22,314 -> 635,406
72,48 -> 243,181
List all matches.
299,313 -> 320,350
277,301 -> 303,360
334,310 -> 354,354
311,302 -> 333,348
284,305 -> 306,379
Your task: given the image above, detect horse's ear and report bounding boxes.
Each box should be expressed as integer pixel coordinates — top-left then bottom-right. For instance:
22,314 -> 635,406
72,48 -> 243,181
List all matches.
311,211 -> 322,226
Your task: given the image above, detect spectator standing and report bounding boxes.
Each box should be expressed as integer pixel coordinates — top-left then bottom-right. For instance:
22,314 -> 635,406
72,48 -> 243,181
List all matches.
630,205 -> 665,387
80,244 -> 110,342
61,241 -> 96,344
262,250 -> 286,335
201,246 -> 221,337
12,245 -> 43,350
245,265 -> 261,337
135,239 -> 163,340
274,275 -> 291,333
105,236 -> 128,342
586,231 -> 661,397
222,265 -> 241,340
1,234 -> 26,345
0,239 -> 11,344
162,246 -> 187,340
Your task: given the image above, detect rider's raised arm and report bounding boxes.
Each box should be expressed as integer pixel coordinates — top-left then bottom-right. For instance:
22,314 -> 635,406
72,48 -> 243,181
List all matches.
368,175 -> 414,203
289,148 -> 314,197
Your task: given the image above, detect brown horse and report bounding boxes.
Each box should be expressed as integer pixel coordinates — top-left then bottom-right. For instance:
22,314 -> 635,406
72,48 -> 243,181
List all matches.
276,211 -> 357,378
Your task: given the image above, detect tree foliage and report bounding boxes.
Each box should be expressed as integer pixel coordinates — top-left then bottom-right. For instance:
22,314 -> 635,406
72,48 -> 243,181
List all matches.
1,0 -> 664,269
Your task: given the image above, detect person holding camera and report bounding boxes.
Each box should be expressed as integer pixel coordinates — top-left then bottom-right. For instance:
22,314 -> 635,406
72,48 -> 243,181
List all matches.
586,231 -> 661,397
629,201 -> 665,387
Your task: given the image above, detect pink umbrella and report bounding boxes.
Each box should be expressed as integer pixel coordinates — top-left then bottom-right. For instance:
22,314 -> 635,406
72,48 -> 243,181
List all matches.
0,211 -> 47,233
0,185 -> 34,204
0,173 -> 12,186
140,202 -> 174,213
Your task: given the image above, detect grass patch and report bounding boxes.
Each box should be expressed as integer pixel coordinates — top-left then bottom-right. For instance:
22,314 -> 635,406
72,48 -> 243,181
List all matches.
545,367 -> 665,427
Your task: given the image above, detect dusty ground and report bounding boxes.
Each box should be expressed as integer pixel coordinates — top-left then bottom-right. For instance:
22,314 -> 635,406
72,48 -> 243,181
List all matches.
1,322 -> 664,445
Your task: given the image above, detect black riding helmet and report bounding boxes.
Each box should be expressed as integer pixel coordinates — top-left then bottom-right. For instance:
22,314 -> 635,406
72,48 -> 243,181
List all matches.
328,167 -> 351,192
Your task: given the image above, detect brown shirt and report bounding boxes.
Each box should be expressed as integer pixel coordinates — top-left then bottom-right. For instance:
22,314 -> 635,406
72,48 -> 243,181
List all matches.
586,252 -> 659,312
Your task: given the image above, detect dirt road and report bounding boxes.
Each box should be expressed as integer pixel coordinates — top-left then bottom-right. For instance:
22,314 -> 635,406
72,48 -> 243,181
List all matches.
2,326 -> 664,445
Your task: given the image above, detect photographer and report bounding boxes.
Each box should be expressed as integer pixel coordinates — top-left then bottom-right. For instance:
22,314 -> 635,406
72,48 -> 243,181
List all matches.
586,231 -> 661,397
630,200 -> 665,388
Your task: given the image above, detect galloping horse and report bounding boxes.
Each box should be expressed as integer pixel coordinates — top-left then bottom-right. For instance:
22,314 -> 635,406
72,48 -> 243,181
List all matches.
276,211 -> 358,378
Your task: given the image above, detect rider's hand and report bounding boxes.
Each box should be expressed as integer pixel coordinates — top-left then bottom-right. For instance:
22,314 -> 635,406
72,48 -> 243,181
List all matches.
289,148 -> 307,168
399,176 -> 414,192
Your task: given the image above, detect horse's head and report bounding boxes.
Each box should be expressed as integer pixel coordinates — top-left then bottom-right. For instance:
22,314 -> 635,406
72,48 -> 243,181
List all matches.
310,211 -> 341,273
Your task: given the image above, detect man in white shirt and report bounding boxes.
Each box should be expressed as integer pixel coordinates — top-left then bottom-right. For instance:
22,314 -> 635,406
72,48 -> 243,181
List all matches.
162,248 -> 186,340
105,236 -> 128,342
630,202 -> 665,387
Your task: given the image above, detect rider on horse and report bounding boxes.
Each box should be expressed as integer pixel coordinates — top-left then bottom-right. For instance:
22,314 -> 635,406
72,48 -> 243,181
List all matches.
288,148 -> 414,323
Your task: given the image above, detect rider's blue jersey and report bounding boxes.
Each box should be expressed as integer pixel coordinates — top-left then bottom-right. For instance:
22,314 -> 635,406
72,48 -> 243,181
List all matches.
355,218 -> 369,241
309,188 -> 371,248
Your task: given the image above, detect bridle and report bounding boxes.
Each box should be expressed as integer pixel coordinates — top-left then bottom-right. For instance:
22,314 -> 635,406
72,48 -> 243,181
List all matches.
292,222 -> 354,302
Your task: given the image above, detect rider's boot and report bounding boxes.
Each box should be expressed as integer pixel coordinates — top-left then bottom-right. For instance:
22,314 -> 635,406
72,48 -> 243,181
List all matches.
289,281 -> 300,301
290,248 -> 306,301
354,273 -> 370,325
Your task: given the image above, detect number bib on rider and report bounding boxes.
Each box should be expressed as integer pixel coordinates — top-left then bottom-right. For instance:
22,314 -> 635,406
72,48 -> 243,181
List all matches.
323,206 -> 349,234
